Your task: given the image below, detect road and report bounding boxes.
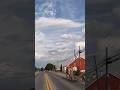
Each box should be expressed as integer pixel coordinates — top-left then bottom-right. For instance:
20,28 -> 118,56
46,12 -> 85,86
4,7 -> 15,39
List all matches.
35,71 -> 84,90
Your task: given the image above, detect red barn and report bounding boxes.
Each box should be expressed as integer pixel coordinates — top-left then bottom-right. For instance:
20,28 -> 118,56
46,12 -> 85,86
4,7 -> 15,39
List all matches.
86,73 -> 120,90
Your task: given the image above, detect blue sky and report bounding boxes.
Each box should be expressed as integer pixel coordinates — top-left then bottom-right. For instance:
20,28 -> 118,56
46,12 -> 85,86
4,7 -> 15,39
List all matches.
35,0 -> 85,68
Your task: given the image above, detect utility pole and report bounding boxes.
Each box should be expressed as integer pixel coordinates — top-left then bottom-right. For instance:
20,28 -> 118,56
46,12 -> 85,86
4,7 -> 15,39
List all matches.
78,46 -> 81,58
60,64 -> 62,72
74,49 -> 76,59
93,55 -> 99,90
105,47 -> 108,90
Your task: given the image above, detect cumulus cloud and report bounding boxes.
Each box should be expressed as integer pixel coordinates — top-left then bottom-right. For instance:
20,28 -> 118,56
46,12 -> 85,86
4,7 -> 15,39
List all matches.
61,33 -> 73,39
35,17 -> 85,67
35,31 -> 49,59
75,41 -> 85,50
35,17 -> 84,29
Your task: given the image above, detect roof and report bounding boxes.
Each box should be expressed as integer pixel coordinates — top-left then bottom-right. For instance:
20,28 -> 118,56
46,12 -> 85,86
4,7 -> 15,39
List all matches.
86,73 -> 120,90
68,57 -> 85,70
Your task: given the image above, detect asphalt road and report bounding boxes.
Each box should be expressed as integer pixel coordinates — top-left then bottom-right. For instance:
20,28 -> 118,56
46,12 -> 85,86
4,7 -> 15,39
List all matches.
35,71 -> 84,90
35,72 -> 45,90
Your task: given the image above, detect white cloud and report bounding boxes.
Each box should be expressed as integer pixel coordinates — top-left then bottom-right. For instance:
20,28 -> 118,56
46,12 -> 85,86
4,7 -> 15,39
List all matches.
61,33 -> 73,39
75,41 -> 85,50
82,26 -> 85,33
35,52 -> 45,59
61,33 -> 84,42
35,17 -> 84,29
35,31 -> 49,60
35,17 -> 85,67
35,32 -> 45,42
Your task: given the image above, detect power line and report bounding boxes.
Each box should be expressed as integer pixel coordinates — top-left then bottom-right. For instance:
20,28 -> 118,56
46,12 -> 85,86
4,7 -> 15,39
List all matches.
53,50 -> 80,65
86,51 -> 120,76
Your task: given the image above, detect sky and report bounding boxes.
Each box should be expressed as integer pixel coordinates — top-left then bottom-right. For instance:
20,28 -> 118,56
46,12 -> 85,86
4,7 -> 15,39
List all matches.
85,0 -> 120,86
0,0 -> 34,89
35,0 -> 85,68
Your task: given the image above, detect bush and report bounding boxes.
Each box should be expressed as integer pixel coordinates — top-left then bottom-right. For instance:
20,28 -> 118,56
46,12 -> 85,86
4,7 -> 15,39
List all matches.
73,69 -> 80,76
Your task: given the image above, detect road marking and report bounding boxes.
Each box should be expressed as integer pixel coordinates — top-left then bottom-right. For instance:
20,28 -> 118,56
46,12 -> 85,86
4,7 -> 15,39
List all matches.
44,72 -> 54,90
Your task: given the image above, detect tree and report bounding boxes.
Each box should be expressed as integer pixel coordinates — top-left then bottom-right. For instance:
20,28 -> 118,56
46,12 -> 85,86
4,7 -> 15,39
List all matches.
35,66 -> 39,71
53,65 -> 56,71
40,67 -> 44,71
60,64 -> 62,71
45,63 -> 54,71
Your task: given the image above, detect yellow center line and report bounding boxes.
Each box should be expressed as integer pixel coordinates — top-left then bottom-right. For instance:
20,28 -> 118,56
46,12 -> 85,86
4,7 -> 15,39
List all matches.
44,72 -> 54,90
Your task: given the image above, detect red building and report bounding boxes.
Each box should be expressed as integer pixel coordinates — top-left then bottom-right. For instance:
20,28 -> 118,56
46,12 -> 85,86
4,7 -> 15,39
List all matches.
68,57 -> 85,72
86,73 -> 120,90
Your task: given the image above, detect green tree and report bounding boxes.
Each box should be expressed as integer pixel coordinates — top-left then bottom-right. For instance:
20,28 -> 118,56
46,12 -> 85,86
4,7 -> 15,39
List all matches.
45,63 -> 54,71
35,66 -> 39,71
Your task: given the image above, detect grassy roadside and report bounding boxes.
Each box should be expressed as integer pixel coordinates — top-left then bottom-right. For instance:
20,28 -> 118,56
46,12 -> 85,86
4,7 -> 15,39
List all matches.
35,71 -> 40,76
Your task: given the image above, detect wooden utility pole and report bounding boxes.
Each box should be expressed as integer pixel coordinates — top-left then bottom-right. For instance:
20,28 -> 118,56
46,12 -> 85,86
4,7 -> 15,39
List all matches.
105,47 -> 108,90
79,46 -> 81,57
74,49 -> 76,59
93,55 -> 99,90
